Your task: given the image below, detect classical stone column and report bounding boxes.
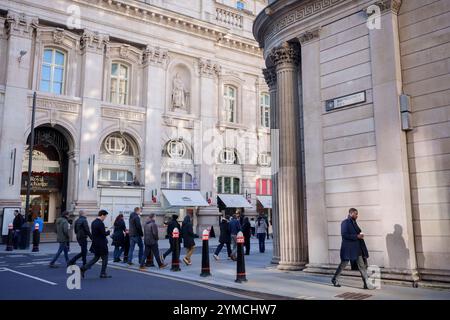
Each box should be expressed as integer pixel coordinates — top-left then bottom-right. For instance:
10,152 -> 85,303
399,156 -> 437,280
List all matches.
263,66 -> 280,264
269,42 -> 307,270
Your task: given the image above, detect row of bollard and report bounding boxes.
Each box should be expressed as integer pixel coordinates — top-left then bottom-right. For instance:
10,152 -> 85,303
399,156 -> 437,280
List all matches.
169,227 -> 246,283
5,223 -> 40,252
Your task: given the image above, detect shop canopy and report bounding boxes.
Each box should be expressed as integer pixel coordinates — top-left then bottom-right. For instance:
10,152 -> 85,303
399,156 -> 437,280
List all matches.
217,194 -> 253,208
161,189 -> 209,208
257,195 -> 272,209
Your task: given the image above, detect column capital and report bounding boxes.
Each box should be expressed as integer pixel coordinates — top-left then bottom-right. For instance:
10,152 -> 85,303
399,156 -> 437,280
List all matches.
298,27 -> 321,45
6,10 -> 38,39
143,45 -> 169,69
198,58 -> 221,78
369,0 -> 402,15
263,67 -> 277,90
269,42 -> 299,68
80,29 -> 109,54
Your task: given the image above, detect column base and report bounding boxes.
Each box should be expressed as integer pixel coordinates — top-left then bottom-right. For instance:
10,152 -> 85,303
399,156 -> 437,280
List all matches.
277,261 -> 307,271
271,256 -> 280,264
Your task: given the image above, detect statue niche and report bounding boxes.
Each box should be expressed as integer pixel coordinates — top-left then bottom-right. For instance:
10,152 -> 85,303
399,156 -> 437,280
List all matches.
170,67 -> 190,113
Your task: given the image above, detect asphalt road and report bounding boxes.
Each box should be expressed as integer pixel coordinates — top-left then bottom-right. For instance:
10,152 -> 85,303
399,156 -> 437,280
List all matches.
0,252 -> 251,300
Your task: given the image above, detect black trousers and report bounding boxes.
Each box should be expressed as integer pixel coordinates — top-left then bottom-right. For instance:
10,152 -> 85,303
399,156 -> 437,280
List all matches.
69,239 -> 88,266
244,237 -> 250,255
83,254 -> 108,275
163,238 -> 179,259
214,241 -> 232,257
142,244 -> 163,267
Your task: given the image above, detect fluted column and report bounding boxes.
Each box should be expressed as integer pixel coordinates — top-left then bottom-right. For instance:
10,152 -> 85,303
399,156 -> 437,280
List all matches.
263,67 -> 280,264
269,42 -> 307,270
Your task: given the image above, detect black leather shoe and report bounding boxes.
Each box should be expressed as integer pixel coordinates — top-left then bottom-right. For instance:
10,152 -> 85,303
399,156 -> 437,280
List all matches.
332,278 -> 341,287
100,274 -> 112,278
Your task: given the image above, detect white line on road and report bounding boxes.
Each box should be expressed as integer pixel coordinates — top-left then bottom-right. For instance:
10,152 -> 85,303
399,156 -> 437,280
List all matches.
3,268 -> 57,285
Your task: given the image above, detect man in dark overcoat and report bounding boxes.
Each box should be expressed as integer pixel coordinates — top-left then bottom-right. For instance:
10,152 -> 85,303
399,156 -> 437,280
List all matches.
81,210 -> 111,278
332,208 -> 374,289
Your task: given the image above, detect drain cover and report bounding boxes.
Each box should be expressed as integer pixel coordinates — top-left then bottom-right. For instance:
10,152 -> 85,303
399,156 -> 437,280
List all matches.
335,292 -> 372,300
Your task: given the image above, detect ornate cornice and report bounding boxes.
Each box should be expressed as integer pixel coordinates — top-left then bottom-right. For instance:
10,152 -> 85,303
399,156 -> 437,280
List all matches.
268,42 -> 299,68
143,45 -> 169,68
198,58 -> 222,78
6,10 -> 38,39
262,67 -> 277,90
298,27 -> 321,45
106,43 -> 143,65
80,29 -> 109,54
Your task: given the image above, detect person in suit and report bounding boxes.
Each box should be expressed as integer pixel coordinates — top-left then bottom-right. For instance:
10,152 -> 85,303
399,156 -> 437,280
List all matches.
181,214 -> 195,266
213,216 -> 232,260
81,210 -> 111,279
332,208 -> 374,289
68,210 -> 92,267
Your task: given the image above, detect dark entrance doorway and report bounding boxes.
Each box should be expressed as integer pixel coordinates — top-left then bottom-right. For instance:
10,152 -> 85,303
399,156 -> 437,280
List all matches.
21,126 -> 70,232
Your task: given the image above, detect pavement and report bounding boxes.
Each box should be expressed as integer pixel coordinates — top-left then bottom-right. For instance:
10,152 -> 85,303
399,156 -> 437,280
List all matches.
2,237 -> 450,300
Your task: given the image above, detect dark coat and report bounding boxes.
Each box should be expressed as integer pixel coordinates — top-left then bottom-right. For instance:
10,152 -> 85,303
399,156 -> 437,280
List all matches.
242,218 -> 251,240
112,219 -> 126,246
181,215 -> 195,248
340,217 -> 369,261
74,216 -> 92,242
166,218 -> 182,244
144,219 -> 159,246
13,214 -> 25,230
128,212 -> 143,237
218,218 -> 231,244
56,217 -> 70,243
228,218 -> 241,235
89,218 -> 110,256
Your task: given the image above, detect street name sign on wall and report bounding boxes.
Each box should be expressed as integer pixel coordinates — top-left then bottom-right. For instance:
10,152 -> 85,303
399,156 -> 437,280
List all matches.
325,91 -> 366,111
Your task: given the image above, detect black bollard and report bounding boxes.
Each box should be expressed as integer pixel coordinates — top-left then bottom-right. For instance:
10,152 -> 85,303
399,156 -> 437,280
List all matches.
5,223 -> 13,251
235,231 -> 247,283
32,223 -> 40,252
200,229 -> 211,277
171,227 -> 181,272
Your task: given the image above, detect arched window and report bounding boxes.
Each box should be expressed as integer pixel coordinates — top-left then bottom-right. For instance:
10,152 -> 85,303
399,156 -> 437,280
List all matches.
40,48 -> 65,94
260,93 -> 270,128
224,85 -> 236,123
219,148 -> 238,164
110,62 -> 129,105
167,140 -> 186,159
217,176 -> 240,194
103,133 -> 133,156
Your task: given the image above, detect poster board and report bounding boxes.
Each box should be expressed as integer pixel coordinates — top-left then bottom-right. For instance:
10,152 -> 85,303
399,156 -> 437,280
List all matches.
2,207 -> 22,236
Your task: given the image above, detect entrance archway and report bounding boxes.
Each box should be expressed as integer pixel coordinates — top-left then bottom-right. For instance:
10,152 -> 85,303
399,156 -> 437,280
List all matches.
21,126 -> 72,232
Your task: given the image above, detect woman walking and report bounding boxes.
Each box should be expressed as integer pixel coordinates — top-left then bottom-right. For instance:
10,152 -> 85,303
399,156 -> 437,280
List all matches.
112,214 -> 126,262
256,214 -> 268,253
181,214 -> 195,266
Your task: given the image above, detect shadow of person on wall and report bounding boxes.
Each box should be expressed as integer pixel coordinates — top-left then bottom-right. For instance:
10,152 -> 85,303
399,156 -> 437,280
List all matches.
386,224 -> 410,270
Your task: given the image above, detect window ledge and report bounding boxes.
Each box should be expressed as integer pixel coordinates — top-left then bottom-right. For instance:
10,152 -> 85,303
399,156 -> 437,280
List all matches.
217,121 -> 247,132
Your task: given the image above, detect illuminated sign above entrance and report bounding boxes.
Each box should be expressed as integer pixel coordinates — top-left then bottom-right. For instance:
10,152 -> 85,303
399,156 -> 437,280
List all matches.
325,91 -> 366,111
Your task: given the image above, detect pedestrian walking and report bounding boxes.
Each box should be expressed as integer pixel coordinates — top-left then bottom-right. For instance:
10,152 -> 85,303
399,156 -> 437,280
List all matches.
12,210 -> 24,249
112,214 -> 126,262
68,210 -> 92,267
181,214 -> 195,266
331,208 -> 374,290
162,214 -> 181,261
127,207 -> 144,266
250,218 -> 256,238
140,214 -> 167,270
256,213 -> 267,253
49,211 -> 70,268
213,216 -> 232,260
229,213 -> 241,261
81,210 -> 111,278
242,217 -> 251,255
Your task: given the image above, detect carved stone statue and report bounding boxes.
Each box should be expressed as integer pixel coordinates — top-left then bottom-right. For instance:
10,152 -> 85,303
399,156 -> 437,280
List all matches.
172,73 -> 186,109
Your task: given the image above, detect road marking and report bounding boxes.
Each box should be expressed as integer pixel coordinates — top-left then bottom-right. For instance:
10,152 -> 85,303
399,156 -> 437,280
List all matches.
2,268 -> 57,285
108,264 -> 260,300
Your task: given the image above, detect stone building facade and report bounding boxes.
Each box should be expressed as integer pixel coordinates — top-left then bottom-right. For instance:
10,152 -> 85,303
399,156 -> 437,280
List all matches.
0,0 -> 271,238
254,0 -> 450,283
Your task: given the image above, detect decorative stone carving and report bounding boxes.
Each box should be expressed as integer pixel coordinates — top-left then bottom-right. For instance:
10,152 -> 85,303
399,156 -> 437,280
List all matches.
198,59 -> 221,77
269,42 -> 299,67
373,0 -> 402,14
119,44 -> 129,59
298,27 -> 321,45
33,96 -> 81,114
143,45 -> 169,68
53,28 -> 65,44
6,10 -> 38,38
262,67 -> 277,90
106,43 -> 142,65
101,107 -> 146,122
80,30 -> 109,54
